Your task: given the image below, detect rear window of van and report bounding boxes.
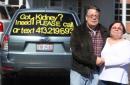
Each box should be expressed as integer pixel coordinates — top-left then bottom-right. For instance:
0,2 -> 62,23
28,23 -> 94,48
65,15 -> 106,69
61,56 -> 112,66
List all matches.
11,12 -> 76,36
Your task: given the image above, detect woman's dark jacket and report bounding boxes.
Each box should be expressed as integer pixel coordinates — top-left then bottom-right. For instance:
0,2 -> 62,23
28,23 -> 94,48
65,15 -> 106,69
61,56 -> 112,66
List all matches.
70,22 -> 108,76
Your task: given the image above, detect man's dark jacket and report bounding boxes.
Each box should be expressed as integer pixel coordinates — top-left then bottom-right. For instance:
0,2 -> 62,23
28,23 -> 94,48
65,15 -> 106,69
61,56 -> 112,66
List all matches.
70,22 -> 108,76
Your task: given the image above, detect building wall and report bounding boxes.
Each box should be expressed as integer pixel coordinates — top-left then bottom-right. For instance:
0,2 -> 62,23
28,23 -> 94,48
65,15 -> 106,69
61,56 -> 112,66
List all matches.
32,0 -> 77,10
27,0 -> 115,28
32,0 -> 48,8
120,0 -> 130,3
126,23 -> 130,32
63,0 -> 77,11
93,0 -> 115,28
81,0 -> 115,28
3,0 -> 114,28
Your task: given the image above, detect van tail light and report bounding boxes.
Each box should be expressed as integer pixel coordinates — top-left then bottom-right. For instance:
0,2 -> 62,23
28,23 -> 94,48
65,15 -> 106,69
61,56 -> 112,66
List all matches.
2,35 -> 9,51
0,22 -> 3,32
1,66 -> 14,71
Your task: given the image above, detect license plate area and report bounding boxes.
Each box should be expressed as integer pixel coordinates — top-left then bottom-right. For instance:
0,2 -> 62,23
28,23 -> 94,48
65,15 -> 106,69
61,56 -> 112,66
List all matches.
36,44 -> 53,52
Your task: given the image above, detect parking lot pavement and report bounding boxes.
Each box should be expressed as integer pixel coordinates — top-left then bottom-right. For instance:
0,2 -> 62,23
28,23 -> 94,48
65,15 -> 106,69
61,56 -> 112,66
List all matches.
1,74 -> 69,85
0,65 -> 130,85
15,75 -> 69,85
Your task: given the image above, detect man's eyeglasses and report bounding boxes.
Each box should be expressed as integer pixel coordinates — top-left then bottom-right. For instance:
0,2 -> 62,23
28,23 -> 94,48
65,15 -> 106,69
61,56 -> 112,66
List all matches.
87,14 -> 99,19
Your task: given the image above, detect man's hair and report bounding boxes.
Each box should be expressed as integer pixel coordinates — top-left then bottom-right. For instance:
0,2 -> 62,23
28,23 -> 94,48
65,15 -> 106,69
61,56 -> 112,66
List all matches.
85,4 -> 101,15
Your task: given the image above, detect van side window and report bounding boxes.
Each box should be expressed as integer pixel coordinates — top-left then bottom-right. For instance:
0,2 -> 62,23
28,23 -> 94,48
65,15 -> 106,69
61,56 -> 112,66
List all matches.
7,6 -> 19,18
0,6 -> 8,19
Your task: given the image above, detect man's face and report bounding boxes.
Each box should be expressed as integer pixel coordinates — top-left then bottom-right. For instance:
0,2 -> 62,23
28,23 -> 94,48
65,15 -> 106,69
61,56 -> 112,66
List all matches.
86,9 -> 100,28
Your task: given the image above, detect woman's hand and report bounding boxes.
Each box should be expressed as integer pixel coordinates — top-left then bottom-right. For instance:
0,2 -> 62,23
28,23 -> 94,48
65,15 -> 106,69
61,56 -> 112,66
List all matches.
96,57 -> 105,66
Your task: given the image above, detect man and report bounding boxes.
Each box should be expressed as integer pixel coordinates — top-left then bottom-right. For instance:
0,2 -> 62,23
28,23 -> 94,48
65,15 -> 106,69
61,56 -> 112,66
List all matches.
70,5 -> 108,85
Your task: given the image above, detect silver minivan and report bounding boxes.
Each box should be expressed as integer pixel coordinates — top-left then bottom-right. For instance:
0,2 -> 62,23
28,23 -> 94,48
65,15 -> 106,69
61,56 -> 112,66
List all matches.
0,8 -> 81,83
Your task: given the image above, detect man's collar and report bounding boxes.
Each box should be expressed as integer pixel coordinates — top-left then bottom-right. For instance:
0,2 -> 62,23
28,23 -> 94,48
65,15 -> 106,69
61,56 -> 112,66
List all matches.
87,23 -> 98,31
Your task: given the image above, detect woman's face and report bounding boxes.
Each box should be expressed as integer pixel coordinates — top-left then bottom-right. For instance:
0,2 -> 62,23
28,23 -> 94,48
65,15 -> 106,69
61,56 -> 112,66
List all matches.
110,23 -> 124,39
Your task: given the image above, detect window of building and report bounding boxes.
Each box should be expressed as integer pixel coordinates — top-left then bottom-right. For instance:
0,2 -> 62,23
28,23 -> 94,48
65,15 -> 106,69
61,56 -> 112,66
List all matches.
115,1 -> 122,21
127,4 -> 130,21
127,10 -> 130,15
115,0 -> 130,22
127,4 -> 130,8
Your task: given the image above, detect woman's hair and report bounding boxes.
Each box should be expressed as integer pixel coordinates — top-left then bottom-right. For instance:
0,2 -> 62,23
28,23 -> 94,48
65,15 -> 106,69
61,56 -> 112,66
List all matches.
108,21 -> 126,36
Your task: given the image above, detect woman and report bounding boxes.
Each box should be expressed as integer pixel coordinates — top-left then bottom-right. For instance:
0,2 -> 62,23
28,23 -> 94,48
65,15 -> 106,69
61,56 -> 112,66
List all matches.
98,21 -> 130,85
